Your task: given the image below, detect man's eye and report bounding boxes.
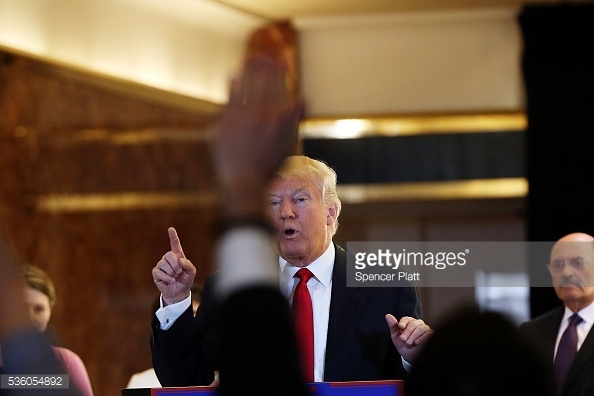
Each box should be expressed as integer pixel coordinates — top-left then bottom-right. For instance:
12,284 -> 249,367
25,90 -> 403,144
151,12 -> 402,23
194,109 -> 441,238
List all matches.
573,259 -> 587,269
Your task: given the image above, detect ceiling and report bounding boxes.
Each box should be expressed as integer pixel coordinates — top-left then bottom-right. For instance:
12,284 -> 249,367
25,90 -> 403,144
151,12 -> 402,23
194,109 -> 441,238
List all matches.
211,0 -> 564,20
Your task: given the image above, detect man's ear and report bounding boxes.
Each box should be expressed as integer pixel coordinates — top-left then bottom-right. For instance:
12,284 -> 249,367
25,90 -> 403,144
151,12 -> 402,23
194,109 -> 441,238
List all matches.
326,205 -> 338,225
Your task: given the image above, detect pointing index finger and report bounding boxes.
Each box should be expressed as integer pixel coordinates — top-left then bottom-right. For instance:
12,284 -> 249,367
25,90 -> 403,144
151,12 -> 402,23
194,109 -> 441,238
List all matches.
168,227 -> 186,259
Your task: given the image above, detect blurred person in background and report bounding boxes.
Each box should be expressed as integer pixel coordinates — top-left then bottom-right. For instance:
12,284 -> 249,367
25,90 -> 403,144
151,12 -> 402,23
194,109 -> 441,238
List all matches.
22,265 -> 94,396
0,238 -> 81,396
407,307 -> 555,396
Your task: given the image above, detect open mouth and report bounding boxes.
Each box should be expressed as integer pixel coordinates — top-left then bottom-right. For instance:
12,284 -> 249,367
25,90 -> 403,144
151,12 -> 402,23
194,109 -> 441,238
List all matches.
283,228 -> 296,236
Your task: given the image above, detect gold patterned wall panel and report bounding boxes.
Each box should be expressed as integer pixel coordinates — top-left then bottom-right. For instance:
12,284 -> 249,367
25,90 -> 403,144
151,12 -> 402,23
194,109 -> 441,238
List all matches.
0,51 -> 221,396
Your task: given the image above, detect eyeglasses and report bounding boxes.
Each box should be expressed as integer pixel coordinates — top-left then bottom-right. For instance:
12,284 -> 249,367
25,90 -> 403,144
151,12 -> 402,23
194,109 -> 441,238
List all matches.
548,258 -> 589,272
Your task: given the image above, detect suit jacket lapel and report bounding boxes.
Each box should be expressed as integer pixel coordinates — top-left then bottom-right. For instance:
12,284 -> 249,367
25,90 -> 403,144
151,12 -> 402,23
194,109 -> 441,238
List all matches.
323,244 -> 366,381
543,307 -> 565,362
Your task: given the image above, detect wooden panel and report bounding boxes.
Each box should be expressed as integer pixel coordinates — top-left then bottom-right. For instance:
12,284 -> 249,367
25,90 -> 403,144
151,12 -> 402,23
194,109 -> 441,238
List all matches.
0,50 -> 221,395
0,20 -> 303,395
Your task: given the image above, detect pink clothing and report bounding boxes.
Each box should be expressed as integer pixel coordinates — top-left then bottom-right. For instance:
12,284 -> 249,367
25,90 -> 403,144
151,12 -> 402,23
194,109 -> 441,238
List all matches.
53,347 -> 94,396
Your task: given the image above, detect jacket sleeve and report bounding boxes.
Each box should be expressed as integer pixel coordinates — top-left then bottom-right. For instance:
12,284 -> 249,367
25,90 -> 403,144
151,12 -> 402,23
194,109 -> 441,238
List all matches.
151,275 -> 219,386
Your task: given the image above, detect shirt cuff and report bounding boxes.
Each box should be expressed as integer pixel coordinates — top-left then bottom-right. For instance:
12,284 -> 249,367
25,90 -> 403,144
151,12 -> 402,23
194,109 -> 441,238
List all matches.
402,357 -> 413,372
155,294 -> 191,330
216,226 -> 279,300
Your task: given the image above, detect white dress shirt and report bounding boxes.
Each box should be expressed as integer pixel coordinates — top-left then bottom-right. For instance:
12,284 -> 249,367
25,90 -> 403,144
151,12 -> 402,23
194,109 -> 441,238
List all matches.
126,368 -> 162,389
279,243 -> 335,382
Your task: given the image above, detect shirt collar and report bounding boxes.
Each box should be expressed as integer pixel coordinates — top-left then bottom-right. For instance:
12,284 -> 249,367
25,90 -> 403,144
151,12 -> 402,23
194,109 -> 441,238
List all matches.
279,242 -> 335,287
563,300 -> 594,325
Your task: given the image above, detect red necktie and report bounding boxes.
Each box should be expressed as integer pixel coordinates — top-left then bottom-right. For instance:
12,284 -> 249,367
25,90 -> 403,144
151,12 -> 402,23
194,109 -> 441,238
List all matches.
553,314 -> 583,393
293,268 -> 314,382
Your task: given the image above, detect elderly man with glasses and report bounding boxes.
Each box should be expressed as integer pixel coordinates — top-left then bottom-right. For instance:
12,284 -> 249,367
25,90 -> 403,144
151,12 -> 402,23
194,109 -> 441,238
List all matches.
519,232 -> 594,396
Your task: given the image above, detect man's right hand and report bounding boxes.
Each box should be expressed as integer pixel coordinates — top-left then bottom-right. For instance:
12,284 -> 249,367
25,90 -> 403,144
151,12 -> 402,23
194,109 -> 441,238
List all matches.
152,227 -> 197,306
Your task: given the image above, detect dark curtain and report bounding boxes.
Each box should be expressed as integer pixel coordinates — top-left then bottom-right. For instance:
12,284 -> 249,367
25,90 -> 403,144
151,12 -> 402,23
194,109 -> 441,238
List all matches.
520,3 -> 594,317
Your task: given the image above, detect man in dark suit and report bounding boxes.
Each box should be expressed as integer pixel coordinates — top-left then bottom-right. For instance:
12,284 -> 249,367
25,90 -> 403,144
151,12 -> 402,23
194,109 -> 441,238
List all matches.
519,232 -> 594,396
151,157 -> 432,384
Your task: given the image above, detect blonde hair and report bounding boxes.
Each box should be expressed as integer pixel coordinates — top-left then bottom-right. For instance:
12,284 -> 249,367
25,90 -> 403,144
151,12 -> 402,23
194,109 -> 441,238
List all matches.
23,265 -> 56,307
276,155 -> 342,235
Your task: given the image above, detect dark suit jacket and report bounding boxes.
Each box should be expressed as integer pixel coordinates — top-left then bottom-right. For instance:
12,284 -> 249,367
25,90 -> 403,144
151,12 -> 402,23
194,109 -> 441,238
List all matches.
151,243 -> 421,387
519,305 -> 594,396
